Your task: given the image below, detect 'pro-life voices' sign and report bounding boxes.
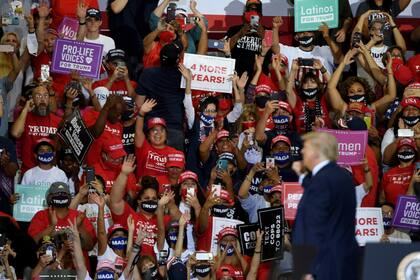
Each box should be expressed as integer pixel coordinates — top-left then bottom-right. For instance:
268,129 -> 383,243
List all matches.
52,39 -> 103,79
392,195 -> 420,231
294,0 -> 339,32
181,53 -> 235,93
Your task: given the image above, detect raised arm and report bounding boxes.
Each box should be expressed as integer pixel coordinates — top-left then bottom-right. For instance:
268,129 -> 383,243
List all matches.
357,42 -> 387,86
238,163 -> 264,199
319,22 -> 343,64
385,13 -> 407,52
179,64 -> 194,129
110,0 -> 129,14
199,129 -> 218,163
271,55 -> 287,91
373,57 -> 396,113
246,229 -> 263,280
285,59 -> 298,108
198,191 -> 218,234
91,193 -> 108,256
153,0 -> 171,18
157,191 -> 175,251
196,17 -> 208,55
134,99 -> 157,148
11,99 -> 34,138
271,17 -> 283,55
68,218 -> 87,280
76,1 -> 88,41
110,155 -> 136,215
255,101 -> 278,145
175,212 -> 190,258
89,95 -> 117,138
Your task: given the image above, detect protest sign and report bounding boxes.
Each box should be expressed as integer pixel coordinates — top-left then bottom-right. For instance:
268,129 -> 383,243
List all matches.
39,269 -> 77,279
318,128 -> 367,165
181,53 -> 235,93
57,17 -> 79,40
392,195 -> 420,231
57,110 -> 94,164
294,0 -> 339,32
258,206 -> 284,262
282,183 -> 304,220
238,223 -> 259,256
13,184 -> 49,222
355,207 -> 384,246
210,217 -> 243,256
51,39 -> 103,79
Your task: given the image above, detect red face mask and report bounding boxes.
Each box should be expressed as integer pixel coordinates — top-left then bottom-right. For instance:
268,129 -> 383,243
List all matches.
218,99 -> 231,111
244,11 -> 259,23
160,31 -> 176,44
242,121 -> 256,130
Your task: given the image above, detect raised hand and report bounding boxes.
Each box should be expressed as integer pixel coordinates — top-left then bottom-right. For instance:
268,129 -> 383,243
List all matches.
76,0 -> 87,20
48,207 -> 57,227
90,192 -> 105,209
178,64 -> 192,81
236,71 -> 248,90
318,22 -> 330,38
179,211 -> 191,227
121,154 -> 136,175
272,16 -> 283,29
158,191 -> 175,207
139,99 -> 157,115
127,214 -> 135,234
37,0 -> 51,18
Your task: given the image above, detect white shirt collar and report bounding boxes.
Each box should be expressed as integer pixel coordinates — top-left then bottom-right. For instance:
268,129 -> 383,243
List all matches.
312,160 -> 330,176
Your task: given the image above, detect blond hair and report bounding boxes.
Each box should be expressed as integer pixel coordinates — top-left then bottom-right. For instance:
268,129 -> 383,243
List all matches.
0,32 -> 20,78
302,131 -> 338,162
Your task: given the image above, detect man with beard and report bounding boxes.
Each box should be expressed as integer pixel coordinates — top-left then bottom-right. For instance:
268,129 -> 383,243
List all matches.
28,182 -> 96,268
11,85 -> 61,173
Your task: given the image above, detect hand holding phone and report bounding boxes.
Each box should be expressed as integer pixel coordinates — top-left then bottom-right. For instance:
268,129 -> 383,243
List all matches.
266,157 -> 275,169
196,252 -> 213,261
211,184 -> 221,197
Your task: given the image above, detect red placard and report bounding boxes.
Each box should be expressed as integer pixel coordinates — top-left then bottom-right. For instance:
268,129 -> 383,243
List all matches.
282,183 -> 304,220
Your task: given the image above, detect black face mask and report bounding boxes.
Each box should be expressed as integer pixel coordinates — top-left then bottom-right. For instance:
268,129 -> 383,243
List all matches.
211,204 -> 230,218
48,194 -> 71,208
383,217 -> 392,230
141,200 -> 158,213
397,150 -> 416,163
402,116 -> 419,127
195,264 -> 211,277
255,95 -> 269,109
141,265 -> 161,280
301,88 -> 318,100
298,36 -> 314,48
348,94 -> 366,103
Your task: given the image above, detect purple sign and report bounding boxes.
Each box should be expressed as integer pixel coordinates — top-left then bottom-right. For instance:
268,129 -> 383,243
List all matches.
318,128 -> 368,165
392,195 -> 420,230
51,39 -> 103,79
57,17 -> 79,40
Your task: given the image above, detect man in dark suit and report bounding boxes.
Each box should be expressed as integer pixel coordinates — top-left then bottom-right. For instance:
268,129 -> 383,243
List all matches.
293,132 -> 358,280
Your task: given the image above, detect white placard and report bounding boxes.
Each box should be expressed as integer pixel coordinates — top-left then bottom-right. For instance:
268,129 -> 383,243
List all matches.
210,217 -> 244,255
355,207 -> 384,246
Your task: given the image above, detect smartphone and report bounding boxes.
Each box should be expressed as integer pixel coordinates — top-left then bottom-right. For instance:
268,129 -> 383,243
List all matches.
250,15 -> 259,27
0,45 -> 14,53
211,184 -> 221,197
187,187 -> 195,197
117,61 -> 126,68
40,64 -> 50,82
298,58 -> 314,67
416,162 -> 420,172
45,248 -> 53,257
217,159 -> 228,171
352,32 -> 362,48
159,250 -> 169,259
166,3 -> 177,22
270,91 -> 281,101
85,166 -> 95,184
208,39 -> 225,49
263,30 -> 273,46
398,129 -> 414,138
163,184 -> 171,193
196,252 -> 213,261
266,157 -> 275,169
185,16 -> 198,24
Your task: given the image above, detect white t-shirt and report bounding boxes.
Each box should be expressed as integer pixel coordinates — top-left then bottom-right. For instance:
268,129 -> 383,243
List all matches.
21,166 -> 68,187
355,184 -> 368,207
84,34 -> 116,59
381,128 -> 396,156
179,201 -> 196,251
388,230 -> 412,243
280,43 -> 335,74
370,45 -> 388,69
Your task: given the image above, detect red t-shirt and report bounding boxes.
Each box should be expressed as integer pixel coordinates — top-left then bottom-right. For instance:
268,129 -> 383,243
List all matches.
111,203 -> 171,257
20,112 -> 62,173
92,79 -> 138,96
196,215 -> 213,252
28,208 -> 96,269
83,109 -> 124,166
143,42 -> 162,69
92,161 -> 139,194
50,0 -> 99,28
135,140 -> 179,178
407,54 -> 420,82
351,146 -> 379,207
293,93 -> 330,134
380,164 -> 414,205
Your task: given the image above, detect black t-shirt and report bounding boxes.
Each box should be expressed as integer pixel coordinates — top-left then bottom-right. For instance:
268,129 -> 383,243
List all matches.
226,25 -> 263,76
136,67 -> 185,130
122,124 -> 135,154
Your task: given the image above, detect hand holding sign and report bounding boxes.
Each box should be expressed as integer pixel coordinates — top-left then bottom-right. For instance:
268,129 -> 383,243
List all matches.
318,22 -> 330,38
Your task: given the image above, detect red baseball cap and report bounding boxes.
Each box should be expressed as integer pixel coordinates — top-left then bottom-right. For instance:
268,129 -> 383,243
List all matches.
397,138 -> 417,151
271,135 -> 291,148
178,171 -> 198,184
406,82 -> 420,90
217,227 -> 239,243
216,130 -> 230,142
107,224 -> 128,237
102,137 -> 126,159
270,184 -> 284,194
278,101 -> 293,114
255,84 -> 273,95
219,189 -> 235,206
97,259 -> 115,271
166,151 -> 185,168
147,117 -> 167,130
34,138 -> 55,152
400,97 -> 420,109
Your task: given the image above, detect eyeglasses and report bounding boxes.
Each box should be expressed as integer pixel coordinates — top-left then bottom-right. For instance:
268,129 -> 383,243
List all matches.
204,109 -> 217,113
35,94 -> 49,99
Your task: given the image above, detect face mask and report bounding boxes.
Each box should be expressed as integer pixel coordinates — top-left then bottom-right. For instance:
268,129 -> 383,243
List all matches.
402,116 -> 419,127
49,194 -> 71,208
159,31 -> 175,44
200,113 -> 215,126
121,110 -> 135,122
96,270 -> 115,280
141,265 -> 160,280
37,152 -> 54,164
383,217 -> 392,230
348,94 -> 365,103
218,99 -> 231,111
273,115 -> 290,131
34,105 -> 50,116
195,264 -> 211,277
242,121 -> 256,130
212,204 -> 230,218
397,150 -> 416,162
273,152 -> 290,165
301,88 -> 318,99
167,231 -> 178,244
262,185 -> 273,195
109,236 -> 128,251
220,244 -> 235,256
298,36 -> 314,48
141,200 -> 158,213
255,95 -> 269,108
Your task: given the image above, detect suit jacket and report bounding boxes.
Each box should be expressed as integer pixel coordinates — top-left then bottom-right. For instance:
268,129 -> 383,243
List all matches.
293,162 -> 358,280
